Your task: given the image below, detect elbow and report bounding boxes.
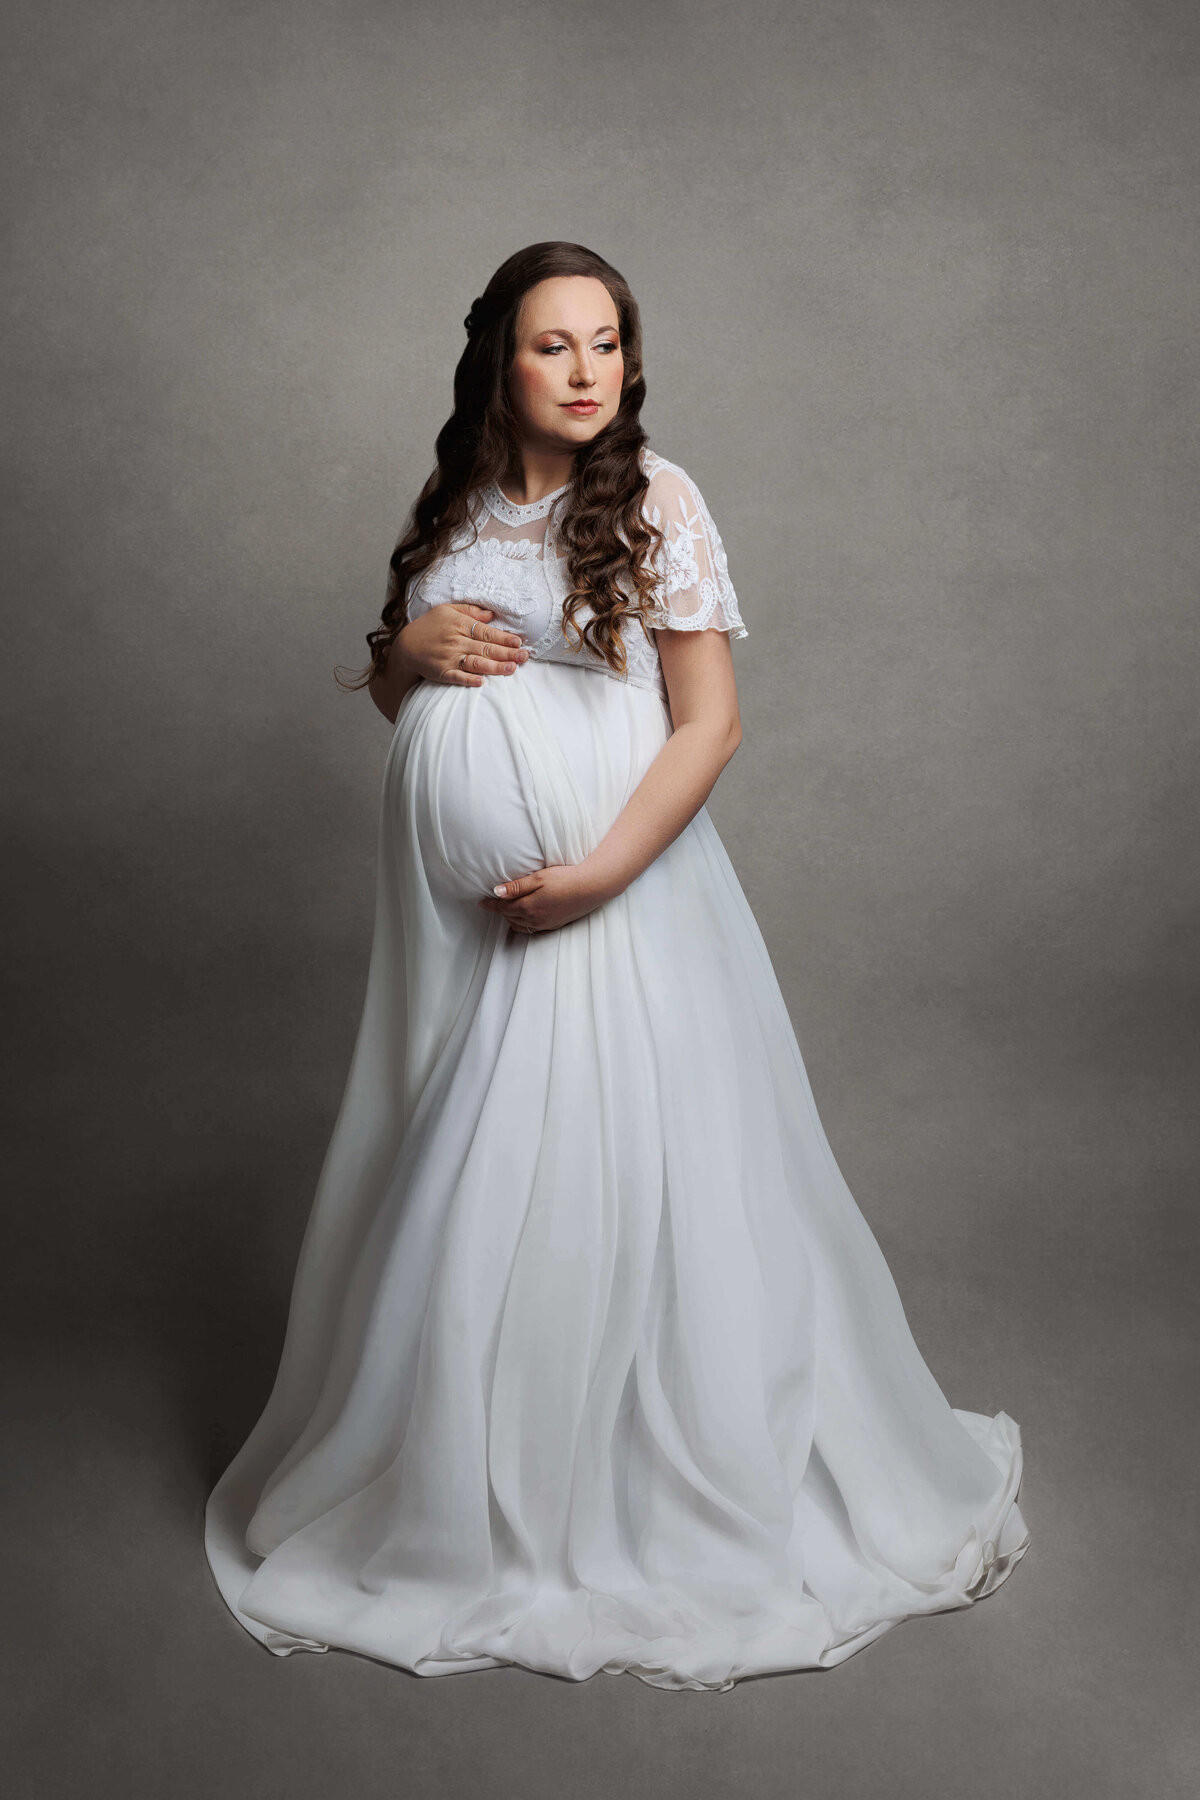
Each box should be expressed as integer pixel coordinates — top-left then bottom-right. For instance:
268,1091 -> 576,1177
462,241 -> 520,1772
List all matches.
368,674 -> 402,728
723,715 -> 743,763
367,675 -> 394,726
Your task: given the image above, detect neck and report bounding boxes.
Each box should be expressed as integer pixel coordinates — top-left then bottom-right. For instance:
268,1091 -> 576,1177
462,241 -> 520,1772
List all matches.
499,445 -> 577,506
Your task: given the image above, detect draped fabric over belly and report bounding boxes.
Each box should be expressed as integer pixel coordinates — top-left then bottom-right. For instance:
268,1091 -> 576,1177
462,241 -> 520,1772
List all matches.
204,452 -> 1028,1691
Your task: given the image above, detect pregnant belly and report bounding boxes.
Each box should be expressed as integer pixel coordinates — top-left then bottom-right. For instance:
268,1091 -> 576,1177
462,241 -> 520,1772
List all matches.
384,663 -> 669,905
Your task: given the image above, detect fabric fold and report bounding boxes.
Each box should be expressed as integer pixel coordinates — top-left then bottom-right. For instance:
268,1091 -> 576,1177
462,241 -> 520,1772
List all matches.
205,657 -> 1028,1691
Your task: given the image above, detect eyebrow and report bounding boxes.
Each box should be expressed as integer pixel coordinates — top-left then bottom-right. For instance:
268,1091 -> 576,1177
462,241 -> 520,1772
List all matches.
534,325 -> 620,339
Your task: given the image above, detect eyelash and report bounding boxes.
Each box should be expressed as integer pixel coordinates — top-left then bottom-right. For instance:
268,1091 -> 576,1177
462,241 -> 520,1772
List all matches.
540,342 -> 619,354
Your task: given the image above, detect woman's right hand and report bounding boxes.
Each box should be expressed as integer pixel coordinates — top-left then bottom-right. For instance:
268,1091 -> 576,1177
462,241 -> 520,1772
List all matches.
397,603 -> 530,688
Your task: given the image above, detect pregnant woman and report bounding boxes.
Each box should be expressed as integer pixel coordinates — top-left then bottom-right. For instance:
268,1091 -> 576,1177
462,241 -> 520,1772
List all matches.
204,241 -> 1029,1692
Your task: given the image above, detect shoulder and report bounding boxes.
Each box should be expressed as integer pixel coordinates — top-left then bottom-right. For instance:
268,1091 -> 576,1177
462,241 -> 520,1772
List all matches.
637,448 -> 724,545
639,446 -> 704,507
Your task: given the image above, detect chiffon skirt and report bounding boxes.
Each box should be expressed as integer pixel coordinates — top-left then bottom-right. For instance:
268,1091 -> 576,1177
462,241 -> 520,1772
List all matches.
203,659 -> 1029,1692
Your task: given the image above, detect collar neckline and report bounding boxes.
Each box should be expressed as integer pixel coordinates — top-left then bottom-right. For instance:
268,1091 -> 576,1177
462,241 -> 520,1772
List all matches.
482,476 -> 571,526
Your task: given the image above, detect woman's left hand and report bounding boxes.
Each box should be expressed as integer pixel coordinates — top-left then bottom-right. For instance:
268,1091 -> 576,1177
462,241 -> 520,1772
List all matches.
477,863 -> 610,934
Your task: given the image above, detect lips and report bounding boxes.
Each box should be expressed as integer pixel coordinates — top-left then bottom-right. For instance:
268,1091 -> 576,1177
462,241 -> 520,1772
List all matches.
563,401 -> 599,413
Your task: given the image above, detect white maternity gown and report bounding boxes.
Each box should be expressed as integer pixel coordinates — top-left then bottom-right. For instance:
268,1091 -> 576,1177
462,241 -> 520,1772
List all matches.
203,448 -> 1029,1692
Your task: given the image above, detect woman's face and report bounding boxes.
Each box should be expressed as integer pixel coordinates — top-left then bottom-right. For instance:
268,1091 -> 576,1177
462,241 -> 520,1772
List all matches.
507,276 -> 624,454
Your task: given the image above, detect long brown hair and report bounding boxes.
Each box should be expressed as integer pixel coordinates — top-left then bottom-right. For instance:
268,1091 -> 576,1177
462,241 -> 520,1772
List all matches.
336,241 -> 667,692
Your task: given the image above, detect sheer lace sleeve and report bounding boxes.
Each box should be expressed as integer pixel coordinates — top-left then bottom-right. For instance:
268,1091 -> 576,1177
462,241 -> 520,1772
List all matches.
640,455 -> 747,639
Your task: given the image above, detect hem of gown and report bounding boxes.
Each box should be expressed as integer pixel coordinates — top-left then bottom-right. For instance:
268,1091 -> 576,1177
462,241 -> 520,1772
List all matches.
205,1411 -> 1030,1695
239,1540 -> 1030,1693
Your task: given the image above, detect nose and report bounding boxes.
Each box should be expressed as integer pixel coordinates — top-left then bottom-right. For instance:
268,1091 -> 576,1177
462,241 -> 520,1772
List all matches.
570,350 -> 597,388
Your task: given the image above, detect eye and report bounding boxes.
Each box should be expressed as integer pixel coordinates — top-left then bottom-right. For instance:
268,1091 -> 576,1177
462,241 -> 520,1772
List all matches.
538,340 -> 621,354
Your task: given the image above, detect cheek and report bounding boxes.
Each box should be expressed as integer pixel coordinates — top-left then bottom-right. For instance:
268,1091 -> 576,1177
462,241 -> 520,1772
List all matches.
514,359 -> 560,408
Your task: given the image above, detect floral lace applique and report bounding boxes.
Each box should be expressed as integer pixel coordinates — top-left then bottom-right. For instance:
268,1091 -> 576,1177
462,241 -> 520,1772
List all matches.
633,457 -> 744,640
642,478 -> 744,636
446,536 -> 544,618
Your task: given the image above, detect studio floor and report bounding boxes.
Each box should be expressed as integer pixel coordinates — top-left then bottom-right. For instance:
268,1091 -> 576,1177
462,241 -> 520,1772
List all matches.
6,1113 -> 1193,1800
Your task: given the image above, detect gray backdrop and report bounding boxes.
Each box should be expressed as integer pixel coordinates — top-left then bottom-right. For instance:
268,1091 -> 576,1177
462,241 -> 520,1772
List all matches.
3,0 -> 1196,1795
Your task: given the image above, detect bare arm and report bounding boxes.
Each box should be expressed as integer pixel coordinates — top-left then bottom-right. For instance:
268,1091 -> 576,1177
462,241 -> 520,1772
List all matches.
578,627 -> 742,900
367,640 -> 423,725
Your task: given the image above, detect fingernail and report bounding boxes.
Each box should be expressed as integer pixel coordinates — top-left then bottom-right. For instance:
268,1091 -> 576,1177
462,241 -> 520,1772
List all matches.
493,884 -> 507,896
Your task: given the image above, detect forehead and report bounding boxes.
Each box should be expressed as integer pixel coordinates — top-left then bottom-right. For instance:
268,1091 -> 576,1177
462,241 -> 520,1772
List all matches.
518,275 -> 619,333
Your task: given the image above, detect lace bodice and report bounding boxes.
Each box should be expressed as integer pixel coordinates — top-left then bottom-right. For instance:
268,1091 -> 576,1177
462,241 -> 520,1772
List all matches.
404,449 -> 747,701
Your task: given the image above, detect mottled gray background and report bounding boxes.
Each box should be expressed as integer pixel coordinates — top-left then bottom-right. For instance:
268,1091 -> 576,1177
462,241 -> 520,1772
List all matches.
3,0 -> 1196,1794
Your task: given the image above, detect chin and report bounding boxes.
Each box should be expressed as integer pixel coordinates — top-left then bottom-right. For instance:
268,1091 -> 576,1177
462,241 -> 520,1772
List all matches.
557,414 -> 607,442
